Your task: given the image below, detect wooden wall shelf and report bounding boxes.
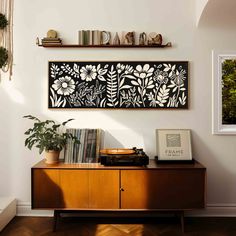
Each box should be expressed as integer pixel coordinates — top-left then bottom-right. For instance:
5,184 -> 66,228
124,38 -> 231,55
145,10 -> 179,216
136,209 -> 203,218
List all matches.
38,43 -> 172,48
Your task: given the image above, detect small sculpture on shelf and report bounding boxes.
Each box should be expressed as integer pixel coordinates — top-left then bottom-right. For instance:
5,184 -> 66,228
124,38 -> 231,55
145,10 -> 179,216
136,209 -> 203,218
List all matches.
113,32 -> 120,45
147,32 -> 162,46
101,31 -> 111,45
139,32 -> 147,45
123,31 -> 135,45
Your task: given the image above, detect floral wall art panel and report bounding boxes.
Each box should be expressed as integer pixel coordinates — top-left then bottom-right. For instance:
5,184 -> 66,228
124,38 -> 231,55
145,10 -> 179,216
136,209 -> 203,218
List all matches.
49,61 -> 188,109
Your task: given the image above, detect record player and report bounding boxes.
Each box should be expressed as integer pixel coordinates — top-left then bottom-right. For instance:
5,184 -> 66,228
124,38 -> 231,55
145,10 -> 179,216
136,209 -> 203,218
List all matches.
100,147 -> 149,166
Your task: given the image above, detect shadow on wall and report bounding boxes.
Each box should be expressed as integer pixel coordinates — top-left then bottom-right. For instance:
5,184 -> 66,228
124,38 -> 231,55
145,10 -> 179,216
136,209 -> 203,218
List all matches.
191,130 -> 236,204
103,131 -> 124,148
0,83 -> 16,196
198,0 -> 236,28
99,109 -> 192,158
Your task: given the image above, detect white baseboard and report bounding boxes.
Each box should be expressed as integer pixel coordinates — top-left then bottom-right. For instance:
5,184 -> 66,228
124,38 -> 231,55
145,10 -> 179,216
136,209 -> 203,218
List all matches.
17,202 -> 236,217
17,202 -> 53,217
187,204 -> 236,217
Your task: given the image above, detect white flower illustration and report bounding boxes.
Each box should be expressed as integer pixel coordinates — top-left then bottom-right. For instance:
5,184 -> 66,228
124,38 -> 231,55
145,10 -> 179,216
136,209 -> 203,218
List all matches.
124,65 -> 134,74
153,69 -> 168,84
170,70 -> 186,86
52,76 -> 75,96
134,64 -> 154,79
80,65 -> 97,81
116,63 -> 125,74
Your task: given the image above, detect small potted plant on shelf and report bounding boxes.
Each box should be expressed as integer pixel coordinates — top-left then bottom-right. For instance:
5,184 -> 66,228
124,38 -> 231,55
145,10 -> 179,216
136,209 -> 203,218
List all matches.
23,115 -> 79,164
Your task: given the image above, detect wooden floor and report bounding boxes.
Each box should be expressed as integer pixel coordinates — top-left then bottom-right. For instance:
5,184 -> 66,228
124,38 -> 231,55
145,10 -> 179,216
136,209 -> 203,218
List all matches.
1,216 -> 236,236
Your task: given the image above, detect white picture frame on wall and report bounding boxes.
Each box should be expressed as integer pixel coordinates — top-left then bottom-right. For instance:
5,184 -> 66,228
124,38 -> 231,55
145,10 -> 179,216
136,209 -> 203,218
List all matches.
212,50 -> 236,135
156,129 -> 192,162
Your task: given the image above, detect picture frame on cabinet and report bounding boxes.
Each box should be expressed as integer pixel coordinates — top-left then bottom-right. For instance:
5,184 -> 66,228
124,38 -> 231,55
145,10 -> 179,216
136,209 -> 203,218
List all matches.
155,129 -> 193,162
212,50 -> 236,135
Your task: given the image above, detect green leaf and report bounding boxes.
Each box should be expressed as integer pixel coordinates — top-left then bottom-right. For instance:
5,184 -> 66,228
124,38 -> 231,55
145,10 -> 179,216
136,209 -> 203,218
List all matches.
23,115 -> 79,154
62,119 -> 74,126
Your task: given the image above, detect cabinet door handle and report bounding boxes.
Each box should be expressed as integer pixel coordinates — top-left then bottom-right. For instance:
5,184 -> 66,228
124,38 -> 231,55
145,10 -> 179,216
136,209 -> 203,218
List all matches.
120,188 -> 124,191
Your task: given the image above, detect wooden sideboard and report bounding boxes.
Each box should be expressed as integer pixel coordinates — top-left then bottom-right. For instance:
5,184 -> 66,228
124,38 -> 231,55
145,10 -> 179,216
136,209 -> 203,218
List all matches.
31,159 -> 206,231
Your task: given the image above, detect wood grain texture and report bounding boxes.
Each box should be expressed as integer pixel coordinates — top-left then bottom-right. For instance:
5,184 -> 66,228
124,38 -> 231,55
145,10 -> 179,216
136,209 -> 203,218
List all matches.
59,170 -> 89,208
32,160 -> 206,211
89,170 -> 120,209
121,169 -> 205,210
32,159 -> 205,170
32,169 -> 61,208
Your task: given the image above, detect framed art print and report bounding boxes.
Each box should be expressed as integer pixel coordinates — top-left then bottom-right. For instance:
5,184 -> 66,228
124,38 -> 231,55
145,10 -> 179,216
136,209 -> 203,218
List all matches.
48,61 -> 189,109
156,129 -> 192,162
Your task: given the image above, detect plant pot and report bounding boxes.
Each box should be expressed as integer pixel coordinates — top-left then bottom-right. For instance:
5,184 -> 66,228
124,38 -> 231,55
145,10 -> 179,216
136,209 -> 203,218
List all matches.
45,150 -> 60,164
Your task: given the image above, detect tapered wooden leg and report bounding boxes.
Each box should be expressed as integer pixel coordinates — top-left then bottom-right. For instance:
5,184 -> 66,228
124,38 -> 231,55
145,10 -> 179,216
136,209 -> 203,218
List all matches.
53,210 -> 60,232
180,211 -> 185,233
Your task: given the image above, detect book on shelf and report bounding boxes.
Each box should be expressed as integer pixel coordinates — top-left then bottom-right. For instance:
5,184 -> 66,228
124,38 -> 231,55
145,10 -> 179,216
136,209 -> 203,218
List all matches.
64,128 -> 104,163
41,37 -> 62,45
92,30 -> 101,45
41,38 -> 61,42
78,30 -> 101,46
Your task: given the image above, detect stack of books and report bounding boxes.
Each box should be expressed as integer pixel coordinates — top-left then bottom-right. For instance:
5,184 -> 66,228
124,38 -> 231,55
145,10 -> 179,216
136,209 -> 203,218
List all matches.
41,37 -> 62,46
64,129 -> 104,163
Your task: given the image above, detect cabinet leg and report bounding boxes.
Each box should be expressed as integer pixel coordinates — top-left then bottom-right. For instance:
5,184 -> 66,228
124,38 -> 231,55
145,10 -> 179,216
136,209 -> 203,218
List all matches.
180,211 -> 185,233
53,210 -> 60,232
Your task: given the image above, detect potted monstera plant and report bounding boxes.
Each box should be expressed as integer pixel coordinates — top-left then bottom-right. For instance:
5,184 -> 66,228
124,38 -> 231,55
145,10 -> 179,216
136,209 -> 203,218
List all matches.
23,115 -> 79,164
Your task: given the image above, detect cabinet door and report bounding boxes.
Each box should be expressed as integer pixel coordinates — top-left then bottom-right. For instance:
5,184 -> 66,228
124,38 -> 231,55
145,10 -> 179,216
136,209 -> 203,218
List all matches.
32,169 -> 61,208
121,169 -> 205,210
89,170 -> 119,209
59,170 -> 89,208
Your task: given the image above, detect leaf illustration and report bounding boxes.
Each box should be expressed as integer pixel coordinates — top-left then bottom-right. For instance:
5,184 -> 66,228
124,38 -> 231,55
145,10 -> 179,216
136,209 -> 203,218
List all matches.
143,88 -> 146,96
173,86 -> 177,92
107,65 -> 119,107
100,97 -> 106,107
131,80 -> 139,86
50,96 -> 55,107
167,95 -> 176,107
73,63 -> 80,74
144,78 -> 149,86
97,64 -> 108,81
50,63 -> 60,79
138,78 -> 142,86
168,80 -> 176,88
119,78 -> 125,88
61,63 -> 80,78
179,92 -> 186,105
121,85 -> 132,89
124,75 -> 135,79
138,87 -> 142,95
156,85 -> 170,107
62,99 -> 67,107
147,79 -> 154,89
50,88 -> 66,107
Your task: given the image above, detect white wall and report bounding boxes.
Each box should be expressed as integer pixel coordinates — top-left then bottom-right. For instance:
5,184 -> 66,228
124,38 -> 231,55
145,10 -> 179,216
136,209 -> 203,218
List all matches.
195,0 -> 208,26
1,0 -> 236,215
